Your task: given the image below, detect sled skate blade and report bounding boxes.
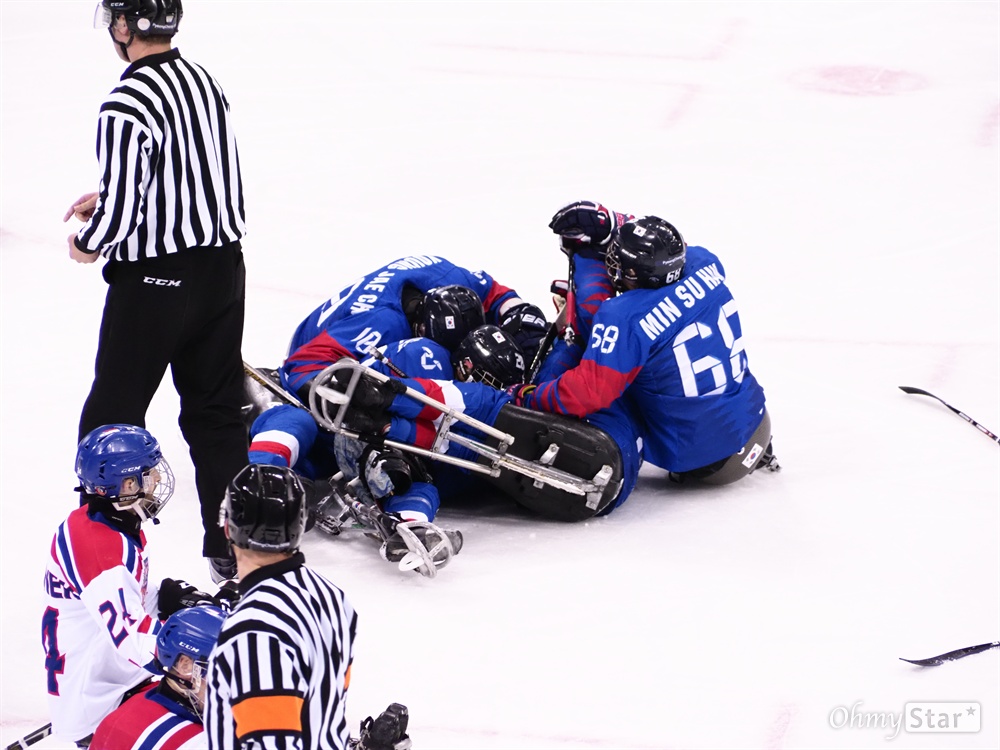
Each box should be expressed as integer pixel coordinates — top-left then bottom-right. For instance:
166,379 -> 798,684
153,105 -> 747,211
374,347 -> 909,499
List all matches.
383,521 -> 462,578
397,550 -> 429,574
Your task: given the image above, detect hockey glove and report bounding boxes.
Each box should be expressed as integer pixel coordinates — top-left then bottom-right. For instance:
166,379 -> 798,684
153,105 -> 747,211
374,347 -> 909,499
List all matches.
213,580 -> 241,613
352,703 -> 412,750
548,200 -> 629,259
332,360 -> 407,412
499,303 -> 548,362
505,382 -> 536,407
158,578 -> 215,620
342,409 -> 393,441
362,446 -> 414,500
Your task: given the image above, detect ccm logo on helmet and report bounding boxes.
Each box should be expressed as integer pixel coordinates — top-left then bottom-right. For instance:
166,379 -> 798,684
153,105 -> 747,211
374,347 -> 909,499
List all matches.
144,276 -> 182,287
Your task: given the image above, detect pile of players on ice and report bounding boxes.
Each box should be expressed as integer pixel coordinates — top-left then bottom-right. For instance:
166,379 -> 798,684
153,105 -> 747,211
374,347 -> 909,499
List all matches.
41,202 -> 778,748
246,201 -> 777,569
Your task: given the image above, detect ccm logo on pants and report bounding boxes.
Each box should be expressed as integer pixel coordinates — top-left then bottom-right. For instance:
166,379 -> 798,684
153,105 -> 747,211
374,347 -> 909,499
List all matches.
143,276 -> 182,287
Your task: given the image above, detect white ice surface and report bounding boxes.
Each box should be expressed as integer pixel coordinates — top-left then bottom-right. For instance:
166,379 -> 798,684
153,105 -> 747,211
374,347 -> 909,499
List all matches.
2,2 -> 998,748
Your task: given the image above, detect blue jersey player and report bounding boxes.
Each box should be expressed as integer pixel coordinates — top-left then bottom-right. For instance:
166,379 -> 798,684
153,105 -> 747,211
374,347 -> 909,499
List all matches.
332,203 -> 777,519
249,325 -> 527,525
280,255 -> 547,398
519,204 -> 778,485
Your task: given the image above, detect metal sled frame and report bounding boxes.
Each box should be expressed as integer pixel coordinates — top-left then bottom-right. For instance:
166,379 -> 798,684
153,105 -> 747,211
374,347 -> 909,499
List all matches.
311,472 -> 460,578
307,360 -> 612,506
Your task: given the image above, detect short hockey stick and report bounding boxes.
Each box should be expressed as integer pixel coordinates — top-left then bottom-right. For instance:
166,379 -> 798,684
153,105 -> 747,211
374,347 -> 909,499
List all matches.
244,361 -> 304,408
900,640 -> 1000,667
369,348 -> 408,378
4,723 -> 52,750
564,254 -> 578,346
899,386 -> 1000,445
527,256 -> 576,384
526,297 -> 568,384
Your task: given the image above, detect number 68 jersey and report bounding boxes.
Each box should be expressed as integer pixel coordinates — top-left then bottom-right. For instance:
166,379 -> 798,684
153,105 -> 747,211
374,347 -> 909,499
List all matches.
42,506 -> 161,742
525,245 -> 767,473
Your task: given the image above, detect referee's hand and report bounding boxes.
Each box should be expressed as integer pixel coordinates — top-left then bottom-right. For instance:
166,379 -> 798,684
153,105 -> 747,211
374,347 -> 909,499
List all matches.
68,234 -> 99,264
63,192 -> 98,222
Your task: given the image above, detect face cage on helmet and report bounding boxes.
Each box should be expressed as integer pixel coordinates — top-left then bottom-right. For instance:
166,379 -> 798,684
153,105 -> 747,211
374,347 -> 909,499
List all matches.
112,459 -> 175,522
605,244 -> 629,291
171,657 -> 209,721
473,368 -> 505,390
456,356 -> 504,390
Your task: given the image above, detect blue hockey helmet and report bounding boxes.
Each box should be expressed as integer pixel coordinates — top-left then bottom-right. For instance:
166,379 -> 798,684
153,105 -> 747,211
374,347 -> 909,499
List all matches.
155,604 -> 225,719
418,285 -> 486,351
76,424 -> 175,522
155,605 -> 226,673
606,216 -> 686,291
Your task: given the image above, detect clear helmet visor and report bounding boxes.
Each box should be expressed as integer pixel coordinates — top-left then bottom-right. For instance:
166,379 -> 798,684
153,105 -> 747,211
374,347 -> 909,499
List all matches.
112,459 -> 176,522
93,3 -> 113,30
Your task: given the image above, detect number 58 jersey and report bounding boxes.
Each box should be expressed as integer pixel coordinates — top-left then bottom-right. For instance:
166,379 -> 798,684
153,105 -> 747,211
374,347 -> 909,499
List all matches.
42,506 -> 161,742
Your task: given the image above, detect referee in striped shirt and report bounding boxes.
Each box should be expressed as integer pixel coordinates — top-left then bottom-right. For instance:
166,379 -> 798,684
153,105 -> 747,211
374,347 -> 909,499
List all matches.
65,0 -> 248,581
205,464 -> 359,749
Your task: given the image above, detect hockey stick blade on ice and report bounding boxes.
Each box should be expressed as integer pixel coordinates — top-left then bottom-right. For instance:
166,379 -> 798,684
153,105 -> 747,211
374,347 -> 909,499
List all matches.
899,386 -> 1000,445
900,640 -> 1000,667
5,723 -> 52,750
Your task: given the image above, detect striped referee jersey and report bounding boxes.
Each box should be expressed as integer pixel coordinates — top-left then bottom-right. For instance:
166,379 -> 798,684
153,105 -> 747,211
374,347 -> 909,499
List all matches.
204,553 -> 358,750
77,48 -> 245,261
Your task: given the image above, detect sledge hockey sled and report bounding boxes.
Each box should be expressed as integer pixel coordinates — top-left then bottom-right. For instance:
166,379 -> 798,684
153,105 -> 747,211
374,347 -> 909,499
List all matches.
306,359 -> 620,521
484,404 -> 622,520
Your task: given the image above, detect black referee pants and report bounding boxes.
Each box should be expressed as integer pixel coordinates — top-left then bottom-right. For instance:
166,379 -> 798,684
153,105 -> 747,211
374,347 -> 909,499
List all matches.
79,244 -> 249,558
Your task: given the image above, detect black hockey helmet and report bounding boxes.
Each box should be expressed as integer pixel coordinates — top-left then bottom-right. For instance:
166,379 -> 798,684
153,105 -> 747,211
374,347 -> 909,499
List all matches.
418,285 -> 485,351
453,325 -> 526,389
96,0 -> 183,38
606,216 -> 686,291
222,464 -> 307,554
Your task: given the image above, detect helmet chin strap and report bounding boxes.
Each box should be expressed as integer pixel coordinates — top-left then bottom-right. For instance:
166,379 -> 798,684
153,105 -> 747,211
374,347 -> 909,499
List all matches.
109,26 -> 136,61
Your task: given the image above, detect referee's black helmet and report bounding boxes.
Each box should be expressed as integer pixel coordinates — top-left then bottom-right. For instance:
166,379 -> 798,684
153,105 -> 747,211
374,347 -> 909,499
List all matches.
223,464 -> 308,554
98,0 -> 183,37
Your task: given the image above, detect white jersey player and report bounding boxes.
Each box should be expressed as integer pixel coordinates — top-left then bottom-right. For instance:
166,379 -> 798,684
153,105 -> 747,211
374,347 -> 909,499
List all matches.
42,424 -> 176,746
